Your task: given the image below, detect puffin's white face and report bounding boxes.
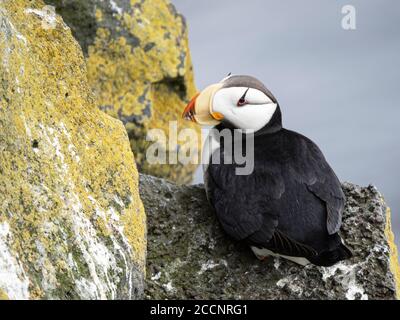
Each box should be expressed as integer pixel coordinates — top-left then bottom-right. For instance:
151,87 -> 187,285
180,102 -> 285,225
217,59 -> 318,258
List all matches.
182,75 -> 278,132
212,86 -> 277,131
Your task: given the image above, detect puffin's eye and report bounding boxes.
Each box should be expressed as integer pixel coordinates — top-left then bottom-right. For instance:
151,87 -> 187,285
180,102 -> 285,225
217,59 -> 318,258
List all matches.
237,88 -> 250,107
237,97 -> 246,106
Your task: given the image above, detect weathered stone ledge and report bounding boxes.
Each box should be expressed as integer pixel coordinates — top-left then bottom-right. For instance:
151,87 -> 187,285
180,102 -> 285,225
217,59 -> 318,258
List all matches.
140,174 -> 399,300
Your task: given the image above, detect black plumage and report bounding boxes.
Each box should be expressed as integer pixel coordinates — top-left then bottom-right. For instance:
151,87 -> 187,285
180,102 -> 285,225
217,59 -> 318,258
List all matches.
204,78 -> 352,267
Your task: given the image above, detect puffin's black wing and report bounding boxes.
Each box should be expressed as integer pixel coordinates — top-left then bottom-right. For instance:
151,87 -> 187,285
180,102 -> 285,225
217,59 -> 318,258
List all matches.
296,134 -> 345,235
205,162 -> 282,242
206,164 -> 317,257
205,129 -> 348,265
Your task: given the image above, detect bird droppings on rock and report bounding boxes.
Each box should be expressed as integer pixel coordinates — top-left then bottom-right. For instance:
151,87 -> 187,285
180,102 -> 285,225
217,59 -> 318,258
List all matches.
140,174 -> 399,300
0,0 -> 146,300
321,262 -> 368,300
198,259 -> 228,275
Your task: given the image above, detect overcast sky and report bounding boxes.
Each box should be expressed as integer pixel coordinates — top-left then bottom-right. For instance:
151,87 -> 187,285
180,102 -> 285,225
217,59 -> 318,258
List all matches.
171,0 -> 400,248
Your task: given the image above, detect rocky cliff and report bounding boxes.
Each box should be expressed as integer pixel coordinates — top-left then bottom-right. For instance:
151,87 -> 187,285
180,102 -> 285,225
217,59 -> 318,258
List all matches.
45,0 -> 200,184
1,0 -> 398,302
0,0 -> 146,299
141,174 -> 400,300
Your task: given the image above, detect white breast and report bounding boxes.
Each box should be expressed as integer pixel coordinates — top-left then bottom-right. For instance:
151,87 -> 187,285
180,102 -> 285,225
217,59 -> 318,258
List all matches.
201,129 -> 221,173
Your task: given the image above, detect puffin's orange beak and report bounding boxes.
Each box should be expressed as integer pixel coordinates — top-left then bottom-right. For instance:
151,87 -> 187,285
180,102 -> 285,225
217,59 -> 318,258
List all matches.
182,83 -> 224,126
182,93 -> 200,122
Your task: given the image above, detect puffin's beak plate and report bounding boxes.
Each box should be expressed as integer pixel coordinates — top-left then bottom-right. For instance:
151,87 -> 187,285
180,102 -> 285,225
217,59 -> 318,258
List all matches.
182,83 -> 223,126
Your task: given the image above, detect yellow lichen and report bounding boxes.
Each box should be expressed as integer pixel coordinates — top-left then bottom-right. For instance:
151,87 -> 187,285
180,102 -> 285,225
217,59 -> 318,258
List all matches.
385,208 -> 400,299
0,0 -> 146,299
85,0 -> 200,183
95,8 -> 102,22
0,289 -> 9,300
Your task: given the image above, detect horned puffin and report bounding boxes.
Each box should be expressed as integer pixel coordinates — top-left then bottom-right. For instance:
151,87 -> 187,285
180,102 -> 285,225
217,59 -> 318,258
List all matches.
182,74 -> 352,267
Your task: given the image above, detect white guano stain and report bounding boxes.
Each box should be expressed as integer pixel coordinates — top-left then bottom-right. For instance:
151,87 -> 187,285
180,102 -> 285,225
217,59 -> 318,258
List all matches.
198,259 -> 228,275
163,281 -> 175,292
109,0 -> 123,15
69,194 -> 119,300
1,6 -> 139,299
322,262 -> 368,300
34,239 -> 58,292
151,272 -> 161,281
0,222 -> 30,300
19,122 -> 136,299
25,6 -> 57,30
273,257 -> 281,270
0,9 -> 27,71
276,276 -> 303,297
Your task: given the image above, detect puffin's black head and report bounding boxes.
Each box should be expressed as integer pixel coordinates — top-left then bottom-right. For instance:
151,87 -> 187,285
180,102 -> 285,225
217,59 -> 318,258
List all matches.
182,75 -> 282,133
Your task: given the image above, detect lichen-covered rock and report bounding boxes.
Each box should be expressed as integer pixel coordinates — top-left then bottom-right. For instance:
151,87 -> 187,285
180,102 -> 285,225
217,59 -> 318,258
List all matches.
385,209 -> 400,298
140,174 -> 400,300
0,0 -> 146,300
0,289 -> 8,300
45,0 -> 200,184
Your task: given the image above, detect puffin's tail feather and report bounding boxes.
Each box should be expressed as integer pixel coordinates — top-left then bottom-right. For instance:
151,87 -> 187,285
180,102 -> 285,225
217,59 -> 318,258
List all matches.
309,244 -> 352,267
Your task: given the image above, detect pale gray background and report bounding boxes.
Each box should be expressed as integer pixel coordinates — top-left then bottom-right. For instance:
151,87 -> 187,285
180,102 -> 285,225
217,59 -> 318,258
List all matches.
171,0 -> 400,248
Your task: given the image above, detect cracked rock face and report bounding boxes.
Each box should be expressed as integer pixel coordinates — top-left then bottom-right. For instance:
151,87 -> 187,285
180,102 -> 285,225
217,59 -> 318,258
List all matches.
140,174 -> 399,300
45,0 -> 200,184
0,0 -> 146,300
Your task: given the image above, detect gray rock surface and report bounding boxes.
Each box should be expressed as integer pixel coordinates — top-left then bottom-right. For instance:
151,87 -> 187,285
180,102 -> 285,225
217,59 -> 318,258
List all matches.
140,174 -> 399,300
